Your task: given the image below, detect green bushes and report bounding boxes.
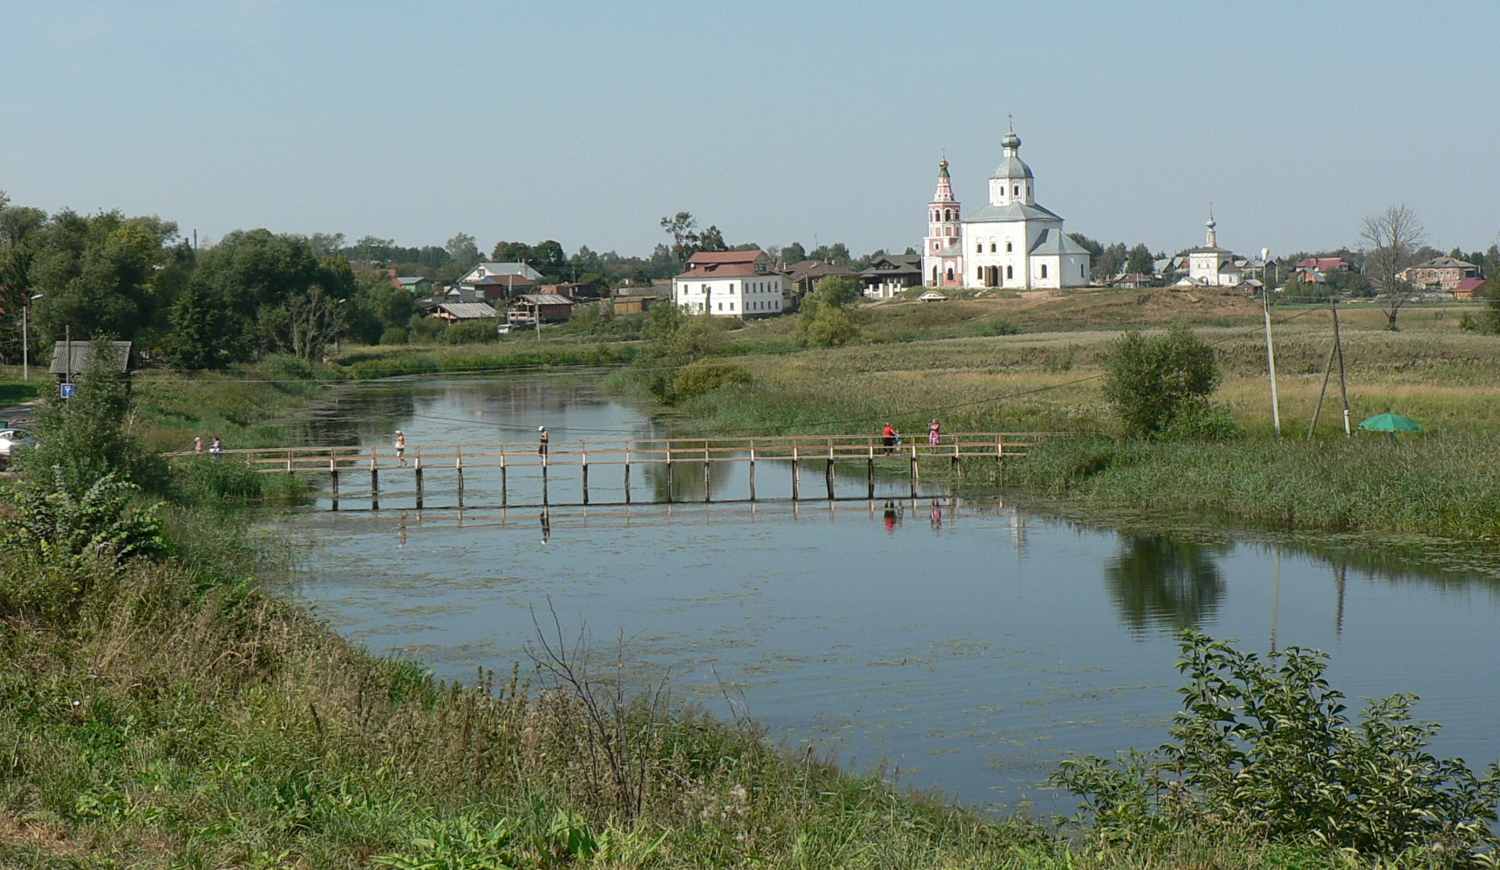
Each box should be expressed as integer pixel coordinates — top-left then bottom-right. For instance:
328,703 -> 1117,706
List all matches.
1054,631 -> 1500,858
671,360 -> 752,402
1102,324 -> 1222,436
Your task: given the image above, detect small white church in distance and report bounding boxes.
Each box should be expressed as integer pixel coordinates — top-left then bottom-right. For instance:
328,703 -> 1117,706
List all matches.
921,126 -> 1091,290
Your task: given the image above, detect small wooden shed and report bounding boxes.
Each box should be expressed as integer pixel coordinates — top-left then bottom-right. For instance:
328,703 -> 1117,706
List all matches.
50,341 -> 133,383
508,293 -> 575,325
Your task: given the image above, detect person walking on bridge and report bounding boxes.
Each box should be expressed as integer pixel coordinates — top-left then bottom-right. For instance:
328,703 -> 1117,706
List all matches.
882,423 -> 897,454
394,430 -> 407,467
928,418 -> 942,448
538,426 -> 549,459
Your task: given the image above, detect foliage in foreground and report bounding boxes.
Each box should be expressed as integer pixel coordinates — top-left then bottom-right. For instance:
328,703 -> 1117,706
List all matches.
1053,631 -> 1500,860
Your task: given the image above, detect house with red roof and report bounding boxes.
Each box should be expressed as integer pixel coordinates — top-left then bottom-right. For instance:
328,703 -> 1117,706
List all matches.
672,250 -> 787,318
1454,277 -> 1488,300
1293,257 -> 1351,284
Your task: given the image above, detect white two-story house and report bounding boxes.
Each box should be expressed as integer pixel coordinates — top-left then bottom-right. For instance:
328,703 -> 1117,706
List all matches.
672,250 -> 786,318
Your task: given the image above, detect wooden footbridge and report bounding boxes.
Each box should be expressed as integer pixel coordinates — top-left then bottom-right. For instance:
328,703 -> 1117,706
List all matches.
189,432 -> 1046,510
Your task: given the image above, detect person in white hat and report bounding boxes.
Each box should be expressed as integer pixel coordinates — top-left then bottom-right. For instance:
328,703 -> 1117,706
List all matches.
394,430 -> 406,466
537,426 -> 549,457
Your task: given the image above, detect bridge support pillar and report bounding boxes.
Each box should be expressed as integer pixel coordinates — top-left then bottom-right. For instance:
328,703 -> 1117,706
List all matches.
867,447 -> 875,500
791,447 -> 800,501
748,446 -> 756,502
909,450 -> 918,498
330,464 -> 339,511
825,456 -> 835,501
414,462 -> 424,510
703,447 -> 711,503
624,450 -> 632,504
582,452 -> 589,505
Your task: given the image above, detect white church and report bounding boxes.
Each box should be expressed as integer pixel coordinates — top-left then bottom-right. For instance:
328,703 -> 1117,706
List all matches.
921,126 -> 1091,290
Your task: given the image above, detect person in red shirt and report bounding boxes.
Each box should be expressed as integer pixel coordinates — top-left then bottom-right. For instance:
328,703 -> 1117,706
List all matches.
882,423 -> 896,453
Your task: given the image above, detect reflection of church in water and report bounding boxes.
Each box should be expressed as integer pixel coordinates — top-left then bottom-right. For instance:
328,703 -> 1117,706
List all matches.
921,125 -> 1092,290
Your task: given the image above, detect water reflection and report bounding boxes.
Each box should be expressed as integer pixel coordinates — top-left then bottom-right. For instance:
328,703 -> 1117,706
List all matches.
1105,535 -> 1230,633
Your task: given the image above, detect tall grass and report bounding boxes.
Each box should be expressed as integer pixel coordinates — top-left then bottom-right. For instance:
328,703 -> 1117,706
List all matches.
1009,435 -> 1500,539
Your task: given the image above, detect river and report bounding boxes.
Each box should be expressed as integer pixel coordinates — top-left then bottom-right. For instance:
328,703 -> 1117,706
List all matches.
282,372 -> 1500,813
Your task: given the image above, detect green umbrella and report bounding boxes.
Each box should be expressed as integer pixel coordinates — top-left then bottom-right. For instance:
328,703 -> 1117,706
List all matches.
1358,413 -> 1421,441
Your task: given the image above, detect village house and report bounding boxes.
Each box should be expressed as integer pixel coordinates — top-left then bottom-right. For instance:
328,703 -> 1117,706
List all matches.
672,250 -> 787,318
507,293 -> 575,327
782,259 -> 860,307
455,262 -> 544,302
1453,277 -> 1487,300
860,254 -> 923,299
1292,257 -> 1351,284
1398,257 -> 1481,293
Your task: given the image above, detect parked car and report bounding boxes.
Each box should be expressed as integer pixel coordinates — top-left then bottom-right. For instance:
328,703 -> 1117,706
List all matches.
0,428 -> 37,468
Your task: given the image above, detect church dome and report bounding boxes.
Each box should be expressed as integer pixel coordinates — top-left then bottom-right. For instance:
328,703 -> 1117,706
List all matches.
991,153 -> 1033,180
992,128 -> 1033,179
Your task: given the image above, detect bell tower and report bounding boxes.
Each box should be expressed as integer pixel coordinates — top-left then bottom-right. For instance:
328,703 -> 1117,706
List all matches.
922,158 -> 962,286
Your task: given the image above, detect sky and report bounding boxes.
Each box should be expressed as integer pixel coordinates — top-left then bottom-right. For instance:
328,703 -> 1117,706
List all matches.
3,1 -> 1498,261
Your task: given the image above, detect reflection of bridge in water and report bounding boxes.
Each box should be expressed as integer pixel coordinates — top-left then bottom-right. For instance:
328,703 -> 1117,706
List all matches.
194,432 -> 1046,511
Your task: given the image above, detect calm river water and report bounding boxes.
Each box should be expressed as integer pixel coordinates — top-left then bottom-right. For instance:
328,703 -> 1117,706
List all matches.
283,372 -> 1500,813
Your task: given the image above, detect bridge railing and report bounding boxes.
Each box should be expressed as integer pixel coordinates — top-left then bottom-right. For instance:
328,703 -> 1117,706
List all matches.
167,432 -> 1051,474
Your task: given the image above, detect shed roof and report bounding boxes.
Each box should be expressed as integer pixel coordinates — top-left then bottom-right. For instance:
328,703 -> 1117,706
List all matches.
515,294 -> 575,306
435,302 -> 499,319
50,341 -> 132,376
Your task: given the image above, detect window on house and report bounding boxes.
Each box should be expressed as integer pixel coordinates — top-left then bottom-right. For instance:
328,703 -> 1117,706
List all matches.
990,243 -> 996,252
977,267 -> 983,280
1013,185 -> 1019,196
1006,242 -> 1013,252
976,243 -> 982,253
1006,265 -> 1013,279
1080,264 -> 1086,278
1041,264 -> 1048,279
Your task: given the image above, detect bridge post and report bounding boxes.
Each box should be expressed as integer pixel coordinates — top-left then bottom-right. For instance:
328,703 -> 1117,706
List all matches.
370,449 -> 380,511
500,451 -> 508,507
582,448 -> 589,505
867,443 -> 875,500
703,443 -> 711,503
825,442 -> 835,501
952,439 -> 961,479
748,443 -> 757,502
624,447 -> 632,504
414,457 -> 424,510
666,445 -> 674,503
330,457 -> 339,511
791,446 -> 799,501
909,444 -> 918,498
455,447 -> 464,508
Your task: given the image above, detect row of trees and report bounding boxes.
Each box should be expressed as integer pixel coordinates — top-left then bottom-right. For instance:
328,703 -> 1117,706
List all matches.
0,193 -> 420,367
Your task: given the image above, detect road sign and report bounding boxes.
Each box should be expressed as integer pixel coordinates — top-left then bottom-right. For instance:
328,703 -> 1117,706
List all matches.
60,383 -> 76,399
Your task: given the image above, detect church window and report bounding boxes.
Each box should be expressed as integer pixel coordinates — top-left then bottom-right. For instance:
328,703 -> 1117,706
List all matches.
946,268 -> 954,281
1080,264 -> 1086,278
1006,265 -> 1013,279
990,243 -> 996,252
1006,242 -> 1012,252
976,243 -> 982,254
976,267 -> 983,280
1013,185 -> 1019,196
1040,264 -> 1048,279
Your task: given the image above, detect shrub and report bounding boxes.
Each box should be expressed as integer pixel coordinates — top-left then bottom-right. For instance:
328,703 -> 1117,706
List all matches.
1158,404 -> 1241,441
976,318 -> 1022,337
442,319 -> 500,344
1052,631 -> 1500,858
1102,323 -> 1221,435
672,361 -> 752,402
380,326 -> 410,345
799,301 -> 859,347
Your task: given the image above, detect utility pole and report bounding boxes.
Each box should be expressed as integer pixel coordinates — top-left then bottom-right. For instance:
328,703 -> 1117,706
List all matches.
1262,267 -> 1282,440
20,304 -> 27,381
1332,294 -> 1351,436
65,324 -> 72,387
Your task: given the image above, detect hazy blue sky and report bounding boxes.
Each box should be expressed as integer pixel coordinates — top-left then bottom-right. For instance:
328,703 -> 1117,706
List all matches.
4,1 -> 1497,260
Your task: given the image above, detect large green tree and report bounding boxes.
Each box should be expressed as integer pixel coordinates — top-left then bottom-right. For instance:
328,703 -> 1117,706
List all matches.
28,210 -> 179,347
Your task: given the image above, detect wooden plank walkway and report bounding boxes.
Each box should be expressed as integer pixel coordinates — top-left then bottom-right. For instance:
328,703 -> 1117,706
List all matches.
171,432 -> 1046,509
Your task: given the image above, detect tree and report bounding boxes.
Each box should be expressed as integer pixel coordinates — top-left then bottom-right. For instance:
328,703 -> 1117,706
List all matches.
782,241 -> 807,264
28,210 -> 178,347
445,233 -> 481,268
1068,233 -> 1104,263
660,212 -> 700,264
1102,323 -> 1222,435
1125,243 -> 1155,277
1360,205 -> 1426,331
629,268 -> 652,288
1093,242 -> 1128,283
697,225 -> 727,253
796,276 -> 861,347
